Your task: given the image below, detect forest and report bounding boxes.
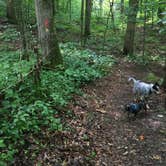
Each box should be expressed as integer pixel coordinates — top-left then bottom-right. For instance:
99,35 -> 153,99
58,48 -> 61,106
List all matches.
0,0 -> 166,165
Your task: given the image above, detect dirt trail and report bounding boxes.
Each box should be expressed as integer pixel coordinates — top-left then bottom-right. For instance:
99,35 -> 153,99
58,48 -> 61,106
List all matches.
33,59 -> 166,166
66,59 -> 166,166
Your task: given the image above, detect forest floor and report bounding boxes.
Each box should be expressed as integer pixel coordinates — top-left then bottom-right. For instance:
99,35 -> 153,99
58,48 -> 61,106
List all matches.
0,19 -> 165,165
31,25 -> 166,166
33,58 -> 166,166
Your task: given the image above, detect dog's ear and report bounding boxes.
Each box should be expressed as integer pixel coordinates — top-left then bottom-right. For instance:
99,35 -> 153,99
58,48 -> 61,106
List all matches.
154,82 -> 160,86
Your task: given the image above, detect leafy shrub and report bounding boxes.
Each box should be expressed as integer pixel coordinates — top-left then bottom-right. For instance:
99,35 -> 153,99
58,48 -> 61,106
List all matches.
146,73 -> 163,85
125,53 -> 165,65
0,42 -> 115,163
0,51 -> 36,90
0,27 -> 20,42
0,0 -> 6,17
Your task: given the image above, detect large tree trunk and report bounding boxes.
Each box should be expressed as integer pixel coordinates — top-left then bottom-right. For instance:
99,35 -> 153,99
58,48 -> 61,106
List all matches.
35,0 -> 63,68
123,0 -> 139,55
84,0 -> 92,39
6,0 -> 17,23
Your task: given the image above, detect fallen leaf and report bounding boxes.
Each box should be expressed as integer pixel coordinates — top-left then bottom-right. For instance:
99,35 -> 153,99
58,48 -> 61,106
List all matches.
157,114 -> 164,118
62,160 -> 67,166
123,151 -> 128,156
152,154 -> 161,160
139,135 -> 144,141
96,108 -> 106,113
108,143 -> 113,146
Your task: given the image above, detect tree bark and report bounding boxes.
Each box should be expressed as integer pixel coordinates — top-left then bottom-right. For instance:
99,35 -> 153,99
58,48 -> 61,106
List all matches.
123,0 -> 139,55
15,0 -> 29,60
84,0 -> 92,39
80,0 -> 85,46
142,0 -> 147,57
35,0 -> 63,68
163,59 -> 166,90
6,0 -> 17,23
120,0 -> 124,14
110,0 -> 116,32
99,0 -> 103,17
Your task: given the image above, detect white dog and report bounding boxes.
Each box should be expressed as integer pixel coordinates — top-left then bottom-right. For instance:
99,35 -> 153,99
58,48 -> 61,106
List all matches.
128,77 -> 160,99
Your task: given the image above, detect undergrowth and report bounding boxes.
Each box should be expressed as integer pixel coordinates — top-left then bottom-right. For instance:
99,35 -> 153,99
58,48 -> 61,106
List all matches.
0,42 -> 115,164
125,53 -> 165,65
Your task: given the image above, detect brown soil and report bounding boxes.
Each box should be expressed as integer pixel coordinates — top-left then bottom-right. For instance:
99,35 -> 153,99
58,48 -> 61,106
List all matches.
29,59 -> 166,166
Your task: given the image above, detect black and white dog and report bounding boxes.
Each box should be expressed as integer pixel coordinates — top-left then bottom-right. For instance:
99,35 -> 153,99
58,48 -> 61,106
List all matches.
128,77 -> 160,99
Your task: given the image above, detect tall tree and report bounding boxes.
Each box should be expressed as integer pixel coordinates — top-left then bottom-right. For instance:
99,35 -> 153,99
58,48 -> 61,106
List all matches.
15,0 -> 30,60
120,0 -> 124,14
123,0 -> 139,55
110,0 -> 115,32
55,0 -> 59,13
163,58 -> 166,91
6,0 -> 17,23
99,0 -> 103,17
80,0 -> 85,46
35,0 -> 63,68
142,0 -> 147,57
84,0 -> 92,40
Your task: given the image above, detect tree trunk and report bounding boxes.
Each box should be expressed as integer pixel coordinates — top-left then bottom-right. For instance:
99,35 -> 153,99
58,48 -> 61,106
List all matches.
15,0 -> 29,60
142,0 -> 147,57
69,0 -> 72,21
110,0 -> 116,32
163,59 -> 166,91
6,0 -> 17,23
99,0 -> 103,17
35,0 -> 63,68
55,0 -> 59,13
102,4 -> 112,54
84,0 -> 92,39
123,0 -> 139,55
80,0 -> 85,46
120,0 -> 124,14
151,2 -> 154,28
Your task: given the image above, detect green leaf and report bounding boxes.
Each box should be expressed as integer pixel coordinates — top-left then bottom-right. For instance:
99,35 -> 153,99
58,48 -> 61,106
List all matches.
0,139 -> 6,148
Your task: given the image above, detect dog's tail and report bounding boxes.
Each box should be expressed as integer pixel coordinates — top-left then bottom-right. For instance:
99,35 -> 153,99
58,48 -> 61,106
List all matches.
128,77 -> 137,83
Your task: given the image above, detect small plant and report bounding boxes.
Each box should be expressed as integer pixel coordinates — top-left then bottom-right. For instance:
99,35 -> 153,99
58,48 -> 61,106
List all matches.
0,28 -> 20,42
0,42 -> 115,164
126,53 -> 151,65
146,73 -> 159,82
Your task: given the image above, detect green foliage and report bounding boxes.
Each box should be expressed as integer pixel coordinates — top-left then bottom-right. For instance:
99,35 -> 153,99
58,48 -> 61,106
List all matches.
146,73 -> 163,85
126,53 -> 165,65
0,51 -> 35,90
0,0 -> 6,17
126,53 -> 149,65
0,27 -> 19,42
158,11 -> 166,34
0,42 -> 115,163
40,42 -> 115,107
0,0 -> 164,164
0,98 -> 62,163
